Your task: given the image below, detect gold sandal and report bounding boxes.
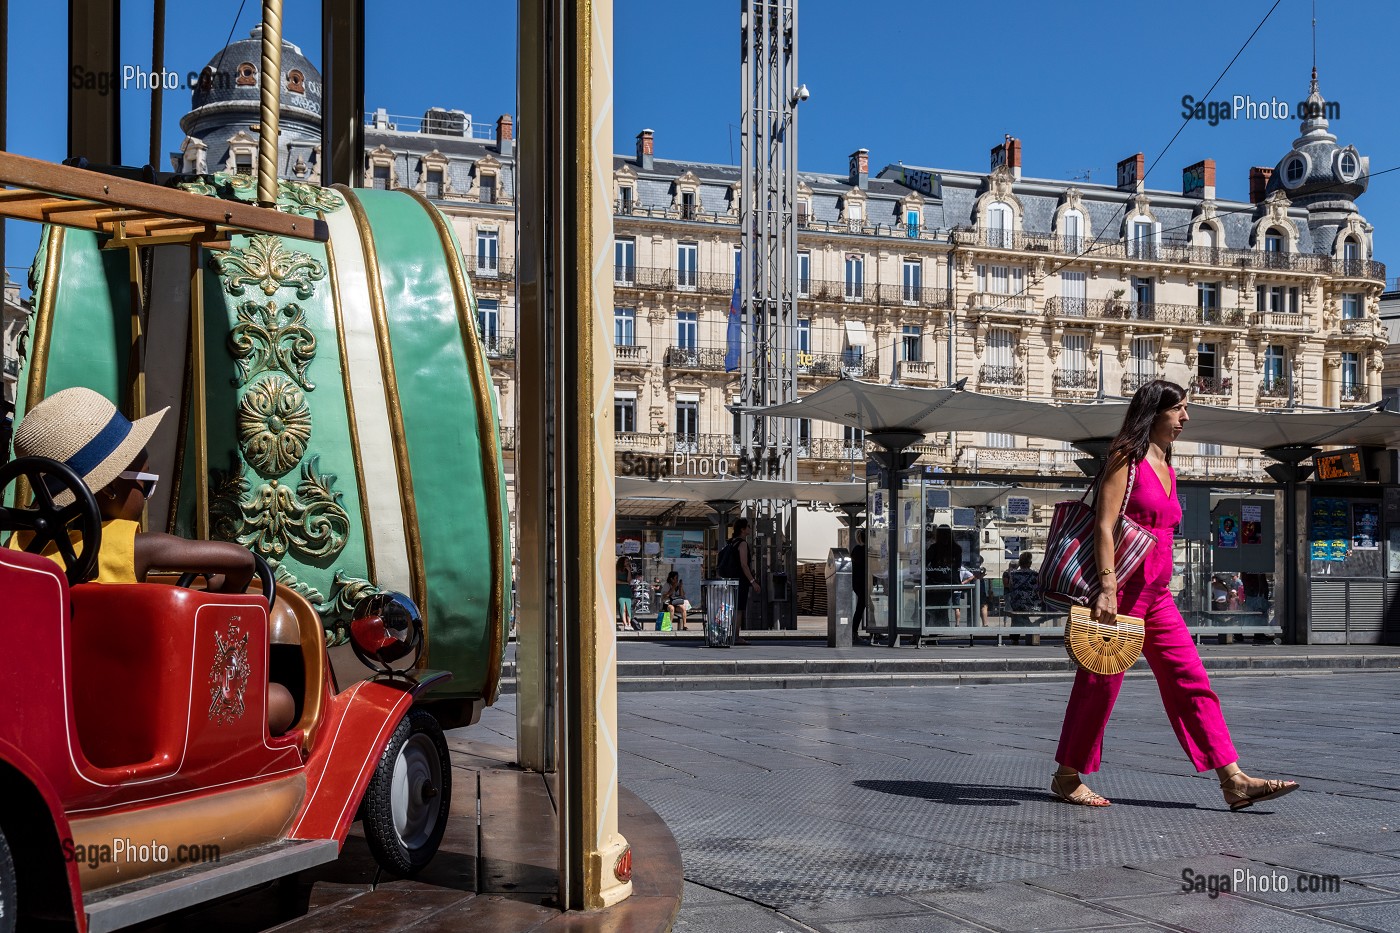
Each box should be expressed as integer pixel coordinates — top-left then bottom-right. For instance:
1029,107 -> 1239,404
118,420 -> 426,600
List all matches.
1051,771 -> 1111,807
1220,771 -> 1299,811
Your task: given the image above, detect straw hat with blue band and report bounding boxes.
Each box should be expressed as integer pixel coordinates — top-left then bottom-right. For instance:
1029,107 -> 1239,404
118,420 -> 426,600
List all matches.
12,387 -> 168,507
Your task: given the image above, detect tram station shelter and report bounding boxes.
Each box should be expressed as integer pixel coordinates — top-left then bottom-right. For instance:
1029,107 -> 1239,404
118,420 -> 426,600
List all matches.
753,380 -> 1400,646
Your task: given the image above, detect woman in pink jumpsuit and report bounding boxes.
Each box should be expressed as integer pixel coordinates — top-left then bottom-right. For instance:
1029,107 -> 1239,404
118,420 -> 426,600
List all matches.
1051,380 -> 1299,811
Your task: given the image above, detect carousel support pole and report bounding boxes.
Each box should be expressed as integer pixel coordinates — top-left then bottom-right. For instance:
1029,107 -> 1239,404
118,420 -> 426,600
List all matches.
868,430 -> 924,648
257,0 -> 282,208
67,0 -> 121,164
188,242 -> 208,539
321,0 -> 365,188
148,0 -> 165,170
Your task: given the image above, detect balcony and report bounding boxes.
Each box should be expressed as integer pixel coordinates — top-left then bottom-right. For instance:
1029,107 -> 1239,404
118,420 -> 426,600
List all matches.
1340,383 -> 1370,405
465,255 -> 516,283
1044,296 -> 1246,327
1052,369 -> 1098,396
1175,453 -> 1266,480
613,265 -> 674,289
796,351 -> 878,380
500,426 -> 516,450
895,359 -> 938,384
1122,371 -> 1159,394
1258,377 -> 1291,401
1248,310 -> 1310,332
482,335 -> 516,360
979,364 -> 1024,389
663,345 -> 728,371
807,437 -> 869,463
613,343 -> 650,365
963,446 -> 1078,473
615,432 -> 671,454
1339,317 -> 1380,337
969,292 -> 1034,314
1189,375 -> 1233,399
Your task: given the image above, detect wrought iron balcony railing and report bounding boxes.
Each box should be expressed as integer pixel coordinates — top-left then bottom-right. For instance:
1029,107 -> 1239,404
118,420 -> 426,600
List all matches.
1340,383 -> 1369,403
1044,296 -> 1246,326
1258,377 -> 1291,399
1052,369 -> 1097,391
663,345 -> 728,371
482,335 -> 516,359
1122,371 -> 1159,394
1190,375 -> 1233,397
464,255 -> 516,281
979,364 -> 1024,387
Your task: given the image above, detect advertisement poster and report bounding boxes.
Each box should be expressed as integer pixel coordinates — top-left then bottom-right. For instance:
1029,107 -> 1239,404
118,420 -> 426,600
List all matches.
1216,514 -> 1239,549
1329,539 -> 1350,562
1240,504 -> 1262,546
1391,527 -> 1400,575
1311,539 -> 1332,561
662,530 -> 683,559
1005,496 -> 1032,520
1352,502 -> 1381,549
618,537 -> 642,555
680,529 -> 707,560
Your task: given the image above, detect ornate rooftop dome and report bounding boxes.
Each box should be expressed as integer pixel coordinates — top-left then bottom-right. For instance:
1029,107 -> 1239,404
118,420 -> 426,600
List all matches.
184,25 -> 322,127
1267,69 -> 1367,212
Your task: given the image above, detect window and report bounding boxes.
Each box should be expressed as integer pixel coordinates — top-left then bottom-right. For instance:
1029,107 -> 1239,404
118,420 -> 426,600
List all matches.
987,329 -> 1014,369
797,418 -> 812,456
987,433 -> 1015,449
731,397 -> 743,447
614,393 -> 637,434
1384,387 -> 1400,413
842,341 -> 864,372
370,163 -> 389,188
902,259 -> 921,303
425,168 -> 444,198
797,251 -> 811,297
1131,277 -> 1154,318
1263,230 -> 1284,267
614,238 -> 636,284
1131,220 -> 1154,258
990,264 -> 1009,295
1063,210 -> 1083,253
796,199 -> 810,227
477,299 -> 500,353
479,173 -> 497,204
1264,345 -> 1288,393
618,185 -> 634,214
843,424 -> 864,453
614,308 -> 635,346
906,208 -> 920,238
1343,293 -> 1362,319
680,190 -> 698,220
901,325 -> 922,362
1341,352 -> 1360,390
1198,281 -> 1219,322
476,229 -> 499,276
1285,156 -> 1307,185
1062,332 -> 1089,375
847,200 -> 864,224
675,398 -> 699,451
1339,151 -> 1359,179
676,311 -> 698,350
1197,342 -> 1218,379
1061,271 -> 1086,316
677,242 -> 698,288
1199,442 -> 1223,456
986,202 -> 1012,247
1131,337 -> 1156,377
797,318 -> 811,354
844,254 -> 864,300
1257,285 -> 1288,315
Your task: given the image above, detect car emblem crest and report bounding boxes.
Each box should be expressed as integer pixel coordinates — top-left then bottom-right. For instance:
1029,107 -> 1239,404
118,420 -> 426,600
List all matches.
209,622 -> 252,724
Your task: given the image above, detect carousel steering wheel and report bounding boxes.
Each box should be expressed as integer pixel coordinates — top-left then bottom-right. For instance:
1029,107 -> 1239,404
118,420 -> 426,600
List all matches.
0,456 -> 102,587
177,551 -> 276,610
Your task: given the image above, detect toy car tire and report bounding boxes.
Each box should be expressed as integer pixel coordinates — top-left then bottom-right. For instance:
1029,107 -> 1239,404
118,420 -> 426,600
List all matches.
0,825 -> 15,933
362,708 -> 452,876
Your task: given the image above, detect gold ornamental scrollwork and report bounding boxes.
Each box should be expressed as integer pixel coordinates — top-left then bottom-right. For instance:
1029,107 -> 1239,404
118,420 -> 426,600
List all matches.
229,299 -> 318,390
238,375 -> 313,477
216,234 -> 327,300
208,623 -> 251,725
209,455 -> 350,561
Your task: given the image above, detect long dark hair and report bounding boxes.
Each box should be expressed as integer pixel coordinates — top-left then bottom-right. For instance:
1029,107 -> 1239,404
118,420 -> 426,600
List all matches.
1107,379 -> 1186,466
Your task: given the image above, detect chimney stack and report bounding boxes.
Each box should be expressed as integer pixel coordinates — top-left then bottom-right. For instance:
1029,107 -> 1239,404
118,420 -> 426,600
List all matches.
849,148 -> 869,189
1249,166 -> 1273,204
1116,153 -> 1144,191
1181,158 -> 1215,199
496,114 -> 513,157
636,129 -> 654,170
990,135 -> 1022,180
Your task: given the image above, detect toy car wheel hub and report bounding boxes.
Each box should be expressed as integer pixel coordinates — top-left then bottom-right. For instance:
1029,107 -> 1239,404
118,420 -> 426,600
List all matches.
391,733 -> 443,848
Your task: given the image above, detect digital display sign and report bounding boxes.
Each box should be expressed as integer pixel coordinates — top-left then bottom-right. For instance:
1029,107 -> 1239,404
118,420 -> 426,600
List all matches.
1315,448 -> 1367,482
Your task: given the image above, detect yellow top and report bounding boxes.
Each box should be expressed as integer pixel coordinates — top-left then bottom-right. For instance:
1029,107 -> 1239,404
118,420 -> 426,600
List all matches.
6,519 -> 140,584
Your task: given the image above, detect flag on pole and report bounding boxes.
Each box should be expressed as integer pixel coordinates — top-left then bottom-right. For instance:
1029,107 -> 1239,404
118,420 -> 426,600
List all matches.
724,278 -> 742,372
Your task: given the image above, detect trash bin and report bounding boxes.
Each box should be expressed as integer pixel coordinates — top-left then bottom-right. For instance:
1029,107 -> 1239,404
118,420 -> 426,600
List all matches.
702,579 -> 737,648
825,548 -> 853,648
769,572 -> 794,630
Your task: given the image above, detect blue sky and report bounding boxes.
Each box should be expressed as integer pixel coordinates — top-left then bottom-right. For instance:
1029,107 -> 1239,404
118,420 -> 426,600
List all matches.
5,0 -> 1399,291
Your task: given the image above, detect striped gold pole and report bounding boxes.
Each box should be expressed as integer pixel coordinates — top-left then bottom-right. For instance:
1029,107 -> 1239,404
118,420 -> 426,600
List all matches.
257,0 -> 282,208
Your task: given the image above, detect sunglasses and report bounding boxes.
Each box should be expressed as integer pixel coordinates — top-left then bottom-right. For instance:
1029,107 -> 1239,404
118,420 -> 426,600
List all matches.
118,470 -> 160,499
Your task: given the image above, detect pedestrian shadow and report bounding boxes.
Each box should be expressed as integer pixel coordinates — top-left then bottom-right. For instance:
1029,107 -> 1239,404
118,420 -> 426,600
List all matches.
854,779 -> 1197,809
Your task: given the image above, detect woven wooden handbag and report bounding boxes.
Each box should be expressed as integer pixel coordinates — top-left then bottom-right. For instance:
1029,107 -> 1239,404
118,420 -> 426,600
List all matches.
1065,605 -> 1145,675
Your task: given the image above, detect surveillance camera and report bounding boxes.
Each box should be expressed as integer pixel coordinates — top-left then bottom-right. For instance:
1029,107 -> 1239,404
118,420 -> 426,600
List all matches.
791,84 -> 810,105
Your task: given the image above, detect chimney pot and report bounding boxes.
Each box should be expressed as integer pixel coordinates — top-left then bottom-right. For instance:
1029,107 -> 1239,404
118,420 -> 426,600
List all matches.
637,129 -> 654,170
1116,153 -> 1145,191
849,148 -> 869,189
990,137 -> 1022,180
1182,158 -> 1215,199
1249,166 -> 1274,204
496,114 -> 514,157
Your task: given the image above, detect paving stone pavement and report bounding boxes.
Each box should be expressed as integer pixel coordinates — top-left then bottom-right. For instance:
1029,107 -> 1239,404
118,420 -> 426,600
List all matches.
476,670 -> 1400,932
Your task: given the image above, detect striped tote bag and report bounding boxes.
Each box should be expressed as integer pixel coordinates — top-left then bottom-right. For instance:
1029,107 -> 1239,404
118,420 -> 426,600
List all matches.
1038,461 -> 1156,610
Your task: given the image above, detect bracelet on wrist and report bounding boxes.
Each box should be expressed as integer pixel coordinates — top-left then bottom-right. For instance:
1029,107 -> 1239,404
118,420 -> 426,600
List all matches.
1098,567 -> 1116,577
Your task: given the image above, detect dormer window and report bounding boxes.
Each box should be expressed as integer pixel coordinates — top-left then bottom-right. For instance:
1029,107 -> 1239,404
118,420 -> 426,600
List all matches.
235,154 -> 252,175
618,185 -> 634,214
681,190 -> 698,221
286,69 -> 306,95
372,165 -> 390,189
986,202 -> 1012,247
797,198 -> 811,227
236,62 -> 257,87
479,172 -> 497,204
1339,150 -> 1359,180
1264,231 -> 1283,252
1283,154 -> 1307,187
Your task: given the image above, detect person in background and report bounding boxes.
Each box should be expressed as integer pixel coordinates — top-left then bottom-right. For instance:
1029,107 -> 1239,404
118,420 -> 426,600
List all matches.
661,570 -> 690,631
616,555 -> 634,631
1003,551 -> 1040,617
729,518 -> 759,644
925,525 -> 962,625
850,529 -> 868,637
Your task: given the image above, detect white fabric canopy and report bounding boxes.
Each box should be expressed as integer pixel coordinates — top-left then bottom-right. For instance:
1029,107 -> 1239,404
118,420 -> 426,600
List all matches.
843,320 -> 868,347
616,476 -> 868,505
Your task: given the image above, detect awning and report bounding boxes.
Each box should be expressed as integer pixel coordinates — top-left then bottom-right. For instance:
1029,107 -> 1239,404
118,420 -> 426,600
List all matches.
843,320 -> 868,347
616,476 -> 868,506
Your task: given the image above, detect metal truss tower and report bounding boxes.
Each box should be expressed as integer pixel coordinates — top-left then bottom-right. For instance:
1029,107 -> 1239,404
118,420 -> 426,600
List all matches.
739,0 -> 799,627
